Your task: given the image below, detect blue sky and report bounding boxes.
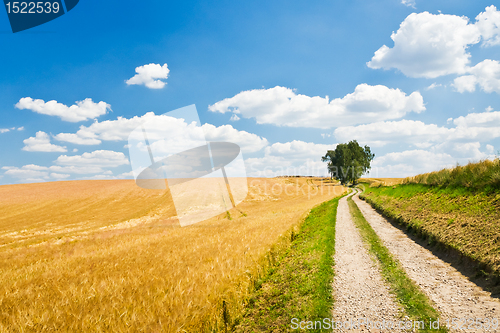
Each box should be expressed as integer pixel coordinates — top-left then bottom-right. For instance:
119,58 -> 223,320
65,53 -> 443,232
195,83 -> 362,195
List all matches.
1,0 -> 500,184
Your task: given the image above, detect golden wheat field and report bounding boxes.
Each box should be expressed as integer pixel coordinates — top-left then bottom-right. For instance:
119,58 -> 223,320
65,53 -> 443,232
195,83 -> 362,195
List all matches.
0,177 -> 344,332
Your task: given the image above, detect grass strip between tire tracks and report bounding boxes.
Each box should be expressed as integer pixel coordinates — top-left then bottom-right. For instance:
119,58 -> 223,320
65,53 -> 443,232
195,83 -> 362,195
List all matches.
234,194 -> 345,332
348,191 -> 447,333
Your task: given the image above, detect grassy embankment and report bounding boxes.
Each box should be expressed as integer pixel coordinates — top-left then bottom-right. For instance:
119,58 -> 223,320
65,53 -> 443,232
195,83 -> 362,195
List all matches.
0,178 -> 342,332
360,159 -> 500,293
234,194 -> 345,332
348,194 -> 446,332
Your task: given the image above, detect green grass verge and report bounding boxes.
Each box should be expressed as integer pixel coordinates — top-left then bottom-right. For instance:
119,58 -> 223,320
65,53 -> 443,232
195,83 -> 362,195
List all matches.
347,193 -> 447,333
234,195 -> 344,332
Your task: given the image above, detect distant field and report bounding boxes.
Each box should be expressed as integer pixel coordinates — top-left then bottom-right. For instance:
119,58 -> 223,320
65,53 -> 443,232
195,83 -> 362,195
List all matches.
0,177 -> 343,332
359,177 -> 404,187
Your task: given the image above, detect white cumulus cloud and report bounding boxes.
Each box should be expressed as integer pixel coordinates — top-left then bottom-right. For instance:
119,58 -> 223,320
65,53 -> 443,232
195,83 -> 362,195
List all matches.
453,59 -> 500,94
368,6 -> 500,80
452,110 -> 500,127
55,113 -> 158,144
1,164 -> 76,182
2,165 -> 49,182
48,165 -> 105,174
333,110 -> 500,149
475,5 -> 500,47
126,63 -> 170,89
369,150 -> 456,178
54,132 -> 102,145
452,75 -> 478,93
245,140 -> 335,177
55,150 -> 130,168
50,173 -> 71,179
334,120 -> 451,148
209,84 -> 425,129
202,123 -> 268,153
367,11 -> 480,78
22,131 -> 67,152
16,97 -> 110,122
54,112 -> 269,154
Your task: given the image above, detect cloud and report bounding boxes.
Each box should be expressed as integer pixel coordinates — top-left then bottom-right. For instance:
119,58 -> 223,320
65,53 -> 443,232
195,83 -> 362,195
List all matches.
208,84 -> 425,129
50,173 -> 70,179
55,113 -> 158,144
2,150 -> 132,182
126,63 -> 170,89
54,112 -> 269,153
117,171 -> 134,179
2,164 -> 70,182
453,59 -> 500,94
3,166 -> 49,182
475,5 -> 500,47
264,140 -> 334,159
452,110 -> 500,127
245,140 -> 335,177
48,165 -> 106,174
401,0 -> 416,9
367,6 -> 500,80
426,83 -> 442,90
452,75 -> 477,93
334,120 -> 451,148
369,150 -> 456,177
202,124 -> 268,153
367,11 -> 481,78
22,131 -> 67,152
333,110 -> 500,149
80,174 -> 119,180
55,150 -> 130,168
54,133 -> 102,145
0,126 -> 25,134
15,97 -> 111,122
431,141 -> 489,160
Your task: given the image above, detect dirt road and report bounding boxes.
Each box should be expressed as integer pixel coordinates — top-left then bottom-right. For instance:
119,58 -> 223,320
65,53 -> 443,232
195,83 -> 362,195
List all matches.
332,190 -> 404,332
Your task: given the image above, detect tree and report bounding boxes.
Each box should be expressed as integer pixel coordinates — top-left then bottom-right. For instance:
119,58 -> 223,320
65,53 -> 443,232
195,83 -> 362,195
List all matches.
321,140 -> 375,185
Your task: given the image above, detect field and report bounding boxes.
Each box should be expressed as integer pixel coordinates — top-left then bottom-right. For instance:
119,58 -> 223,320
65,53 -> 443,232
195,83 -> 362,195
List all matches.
359,177 -> 405,187
0,177 -> 344,332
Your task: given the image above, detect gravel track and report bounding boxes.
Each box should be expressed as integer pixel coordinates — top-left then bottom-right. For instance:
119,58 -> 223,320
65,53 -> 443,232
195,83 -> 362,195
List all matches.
332,191 -> 404,332
353,190 -> 500,332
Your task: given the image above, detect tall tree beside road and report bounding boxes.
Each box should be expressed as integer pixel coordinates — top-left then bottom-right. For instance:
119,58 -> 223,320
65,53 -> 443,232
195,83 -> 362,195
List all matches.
322,140 -> 374,185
